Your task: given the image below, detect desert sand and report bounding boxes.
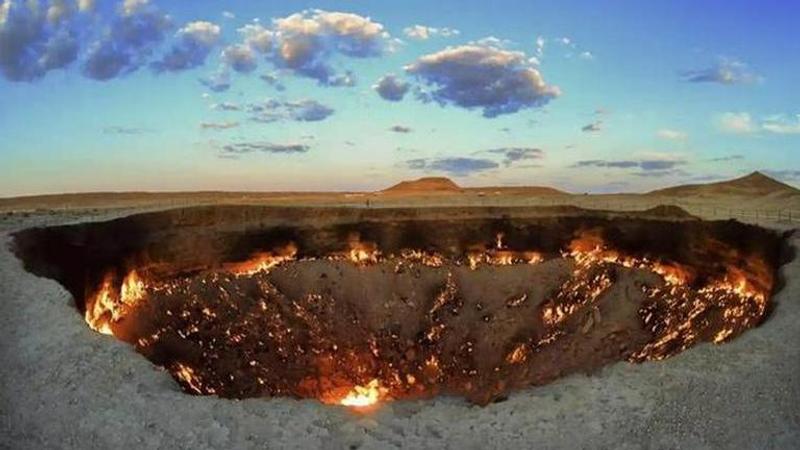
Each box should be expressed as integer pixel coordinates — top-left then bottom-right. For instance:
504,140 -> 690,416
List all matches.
2,172 -> 797,226
1,172 -> 799,449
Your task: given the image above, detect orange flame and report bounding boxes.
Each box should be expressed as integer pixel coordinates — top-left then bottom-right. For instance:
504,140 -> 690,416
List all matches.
225,243 -> 298,275
342,234 -> 380,264
85,270 -> 147,336
339,379 -> 386,408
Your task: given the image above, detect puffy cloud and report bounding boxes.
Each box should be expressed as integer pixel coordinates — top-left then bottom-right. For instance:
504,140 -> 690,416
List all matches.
681,58 -> 759,85
405,157 -> 499,176
240,23 -> 273,52
389,125 -> 412,133
373,73 -> 409,101
581,121 -> 602,133
222,11 -> 235,20
82,0 -> 171,80
218,24 -> 273,73
208,10 -> 390,87
403,25 -> 459,40
0,0 -> 81,81
199,69 -> 230,92
656,129 -> 688,141
220,141 -> 310,155
405,43 -> 560,117
268,10 -> 391,85
247,98 -> 334,123
152,21 -> 221,72
221,44 -> 256,73
486,147 -> 544,167
718,112 -> 756,134
200,121 -> 239,130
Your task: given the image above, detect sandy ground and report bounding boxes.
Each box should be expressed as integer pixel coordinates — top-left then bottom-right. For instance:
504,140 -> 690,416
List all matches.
1,202 -> 799,450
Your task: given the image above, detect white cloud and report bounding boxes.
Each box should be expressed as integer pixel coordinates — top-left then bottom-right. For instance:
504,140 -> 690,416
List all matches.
122,0 -> 149,16
83,0 -> 171,80
718,112 -> 757,134
657,129 -> 688,141
0,0 -> 81,81
220,10 -> 391,86
151,21 -> 221,72
373,73 -> 409,101
403,24 -> 460,40
78,0 -> 95,12
46,0 -> 72,24
718,112 -> 800,135
270,10 -> 391,85
179,21 -> 221,46
534,36 -> 545,57
222,44 -> 257,73
239,23 -> 273,53
762,114 -> 800,134
682,58 -> 759,85
404,42 -> 560,117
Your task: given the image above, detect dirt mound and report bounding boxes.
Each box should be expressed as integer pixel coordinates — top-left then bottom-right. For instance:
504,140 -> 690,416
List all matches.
382,177 -> 462,194
649,172 -> 800,197
639,205 -> 695,219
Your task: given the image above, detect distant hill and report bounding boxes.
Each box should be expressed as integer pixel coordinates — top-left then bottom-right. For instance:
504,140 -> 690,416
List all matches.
382,177 -> 462,194
380,177 -> 568,196
649,172 -> 800,197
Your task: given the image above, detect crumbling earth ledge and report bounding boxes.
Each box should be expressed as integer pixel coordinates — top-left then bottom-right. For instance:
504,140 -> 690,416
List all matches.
1,207 -> 798,449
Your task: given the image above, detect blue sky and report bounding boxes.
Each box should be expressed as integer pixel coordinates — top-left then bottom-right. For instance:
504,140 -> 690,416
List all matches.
1,0 -> 799,196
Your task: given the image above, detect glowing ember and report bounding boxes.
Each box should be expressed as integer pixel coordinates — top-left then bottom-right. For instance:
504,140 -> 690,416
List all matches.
75,226 -> 779,406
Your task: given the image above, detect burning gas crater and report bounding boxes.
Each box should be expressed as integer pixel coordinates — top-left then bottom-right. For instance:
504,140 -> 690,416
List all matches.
82,229 -> 776,408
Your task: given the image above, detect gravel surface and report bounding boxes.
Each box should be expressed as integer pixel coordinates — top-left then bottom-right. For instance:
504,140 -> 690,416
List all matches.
1,210 -> 798,450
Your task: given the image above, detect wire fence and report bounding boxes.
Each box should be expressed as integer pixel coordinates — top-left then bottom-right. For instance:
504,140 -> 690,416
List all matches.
544,197 -> 800,226
360,195 -> 800,227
